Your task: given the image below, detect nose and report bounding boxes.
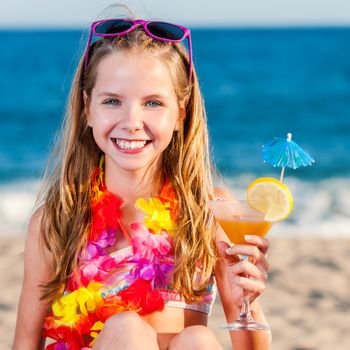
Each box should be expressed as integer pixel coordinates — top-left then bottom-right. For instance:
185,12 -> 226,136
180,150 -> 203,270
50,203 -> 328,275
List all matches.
120,105 -> 143,132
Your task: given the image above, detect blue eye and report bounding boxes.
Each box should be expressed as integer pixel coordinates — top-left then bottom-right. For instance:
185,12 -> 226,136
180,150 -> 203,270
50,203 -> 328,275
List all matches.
104,99 -> 120,105
146,101 -> 162,107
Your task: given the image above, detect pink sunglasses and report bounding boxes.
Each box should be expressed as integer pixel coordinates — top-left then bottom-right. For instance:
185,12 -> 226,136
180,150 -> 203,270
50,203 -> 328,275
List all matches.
84,18 -> 193,80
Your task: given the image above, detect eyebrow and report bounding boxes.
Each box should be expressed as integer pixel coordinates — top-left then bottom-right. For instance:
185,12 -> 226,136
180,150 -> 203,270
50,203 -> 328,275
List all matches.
97,92 -> 170,99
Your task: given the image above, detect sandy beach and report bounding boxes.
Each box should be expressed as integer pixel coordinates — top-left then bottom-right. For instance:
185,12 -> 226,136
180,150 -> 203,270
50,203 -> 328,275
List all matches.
1,236 -> 349,350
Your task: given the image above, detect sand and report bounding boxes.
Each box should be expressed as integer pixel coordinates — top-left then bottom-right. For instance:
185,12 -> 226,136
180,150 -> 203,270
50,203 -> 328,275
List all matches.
1,236 -> 349,350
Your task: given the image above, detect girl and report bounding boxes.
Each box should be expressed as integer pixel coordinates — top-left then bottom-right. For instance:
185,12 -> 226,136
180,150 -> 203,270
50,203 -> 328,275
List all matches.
13,7 -> 271,350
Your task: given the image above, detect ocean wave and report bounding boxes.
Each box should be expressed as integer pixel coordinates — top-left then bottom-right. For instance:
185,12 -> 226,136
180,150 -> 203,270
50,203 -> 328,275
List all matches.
1,176 -> 349,237
0,179 -> 41,235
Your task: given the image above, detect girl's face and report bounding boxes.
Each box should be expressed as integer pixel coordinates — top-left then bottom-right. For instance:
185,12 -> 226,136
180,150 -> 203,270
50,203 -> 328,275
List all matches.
84,51 -> 185,176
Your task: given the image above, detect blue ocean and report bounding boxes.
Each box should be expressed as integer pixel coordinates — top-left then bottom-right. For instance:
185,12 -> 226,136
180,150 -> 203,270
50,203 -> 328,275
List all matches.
1,27 -> 349,236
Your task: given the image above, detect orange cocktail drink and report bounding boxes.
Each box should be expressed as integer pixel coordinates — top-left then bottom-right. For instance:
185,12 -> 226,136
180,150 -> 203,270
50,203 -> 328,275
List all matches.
217,218 -> 273,245
208,199 -> 274,245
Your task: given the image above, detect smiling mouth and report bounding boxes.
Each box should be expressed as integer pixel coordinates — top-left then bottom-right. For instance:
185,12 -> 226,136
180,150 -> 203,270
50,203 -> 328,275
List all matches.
111,138 -> 152,150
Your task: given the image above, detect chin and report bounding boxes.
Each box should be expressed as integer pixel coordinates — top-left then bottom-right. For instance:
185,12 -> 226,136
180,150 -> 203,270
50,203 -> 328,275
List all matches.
109,157 -> 159,173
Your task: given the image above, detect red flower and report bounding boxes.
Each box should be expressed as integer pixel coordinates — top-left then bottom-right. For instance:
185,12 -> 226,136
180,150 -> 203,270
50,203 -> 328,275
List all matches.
159,179 -> 178,221
43,322 -> 85,350
118,279 -> 165,316
90,192 -> 122,241
95,294 -> 129,322
43,313 -> 97,349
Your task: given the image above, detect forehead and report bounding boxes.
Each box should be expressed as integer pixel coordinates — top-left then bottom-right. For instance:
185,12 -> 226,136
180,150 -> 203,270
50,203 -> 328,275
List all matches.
93,52 -> 177,97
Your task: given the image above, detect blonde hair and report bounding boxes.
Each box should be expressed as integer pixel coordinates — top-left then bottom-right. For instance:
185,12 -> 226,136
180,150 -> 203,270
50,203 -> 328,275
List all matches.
37,9 -> 217,303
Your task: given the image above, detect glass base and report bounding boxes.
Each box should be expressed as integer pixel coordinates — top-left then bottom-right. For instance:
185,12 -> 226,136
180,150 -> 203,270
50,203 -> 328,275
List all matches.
221,320 -> 270,331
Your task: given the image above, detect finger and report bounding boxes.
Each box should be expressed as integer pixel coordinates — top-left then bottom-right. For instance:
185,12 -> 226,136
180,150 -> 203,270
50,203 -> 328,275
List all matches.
217,240 -> 240,263
232,275 -> 266,295
229,260 -> 268,283
226,244 -> 263,262
254,253 -> 270,274
226,244 -> 270,272
244,235 -> 269,255
217,240 -> 231,255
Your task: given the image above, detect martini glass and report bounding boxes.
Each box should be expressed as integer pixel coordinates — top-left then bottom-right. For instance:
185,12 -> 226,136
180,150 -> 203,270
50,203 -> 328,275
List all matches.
208,199 -> 273,331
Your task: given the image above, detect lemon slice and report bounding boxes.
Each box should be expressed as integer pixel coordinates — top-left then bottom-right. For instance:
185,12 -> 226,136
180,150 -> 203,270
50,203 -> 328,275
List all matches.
246,177 -> 293,222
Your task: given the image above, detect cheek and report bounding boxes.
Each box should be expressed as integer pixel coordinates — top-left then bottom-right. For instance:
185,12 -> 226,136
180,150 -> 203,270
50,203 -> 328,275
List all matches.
90,108 -> 115,132
154,110 -> 179,132
152,118 -> 177,141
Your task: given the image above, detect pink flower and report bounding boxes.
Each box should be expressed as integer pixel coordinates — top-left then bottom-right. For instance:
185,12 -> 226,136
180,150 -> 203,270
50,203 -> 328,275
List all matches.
130,223 -> 172,261
78,256 -> 118,286
128,223 -> 173,287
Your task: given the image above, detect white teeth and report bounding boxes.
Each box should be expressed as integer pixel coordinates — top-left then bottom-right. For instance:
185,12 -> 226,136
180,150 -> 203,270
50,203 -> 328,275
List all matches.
114,139 -> 147,150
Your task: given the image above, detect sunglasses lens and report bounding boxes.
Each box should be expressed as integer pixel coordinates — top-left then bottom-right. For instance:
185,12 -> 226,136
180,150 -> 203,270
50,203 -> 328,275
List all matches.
95,19 -> 134,35
147,22 -> 185,40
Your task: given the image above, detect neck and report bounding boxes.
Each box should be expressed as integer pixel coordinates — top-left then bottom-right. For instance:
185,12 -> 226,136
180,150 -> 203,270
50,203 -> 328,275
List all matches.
104,156 -> 164,205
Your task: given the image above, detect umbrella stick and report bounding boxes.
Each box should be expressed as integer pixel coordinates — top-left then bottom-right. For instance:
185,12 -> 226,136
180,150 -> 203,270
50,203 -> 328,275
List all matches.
280,167 -> 285,182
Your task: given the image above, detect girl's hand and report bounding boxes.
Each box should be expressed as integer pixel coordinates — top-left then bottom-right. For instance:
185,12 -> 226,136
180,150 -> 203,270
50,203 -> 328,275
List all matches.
217,235 -> 270,307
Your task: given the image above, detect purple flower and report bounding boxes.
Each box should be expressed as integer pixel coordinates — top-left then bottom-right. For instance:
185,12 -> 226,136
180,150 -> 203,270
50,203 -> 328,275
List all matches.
85,228 -> 117,260
85,242 -> 105,260
128,260 -> 173,288
139,263 -> 156,280
98,228 -> 117,248
154,262 -> 173,287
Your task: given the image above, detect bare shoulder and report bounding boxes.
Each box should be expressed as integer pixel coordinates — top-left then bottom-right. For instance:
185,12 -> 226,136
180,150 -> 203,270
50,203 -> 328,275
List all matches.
24,205 -> 43,258
28,204 -> 44,238
25,204 -> 52,266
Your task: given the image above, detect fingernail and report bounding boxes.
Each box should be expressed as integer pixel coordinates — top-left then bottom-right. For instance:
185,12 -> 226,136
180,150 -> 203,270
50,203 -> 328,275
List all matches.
245,235 -> 253,241
226,247 -> 232,254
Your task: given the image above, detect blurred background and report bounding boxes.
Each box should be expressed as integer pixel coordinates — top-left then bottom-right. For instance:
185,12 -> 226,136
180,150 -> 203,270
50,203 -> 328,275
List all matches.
0,1 -> 349,349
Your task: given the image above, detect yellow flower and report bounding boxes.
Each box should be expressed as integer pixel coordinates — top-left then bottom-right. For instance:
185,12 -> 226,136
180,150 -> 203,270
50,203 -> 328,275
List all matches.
76,282 -> 104,316
52,290 -> 80,327
89,321 -> 105,347
136,197 -> 176,234
52,282 -> 103,327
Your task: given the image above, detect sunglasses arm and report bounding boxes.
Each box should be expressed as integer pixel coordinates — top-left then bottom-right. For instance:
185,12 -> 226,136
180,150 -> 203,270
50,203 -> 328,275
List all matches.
84,25 -> 95,71
187,34 -> 193,80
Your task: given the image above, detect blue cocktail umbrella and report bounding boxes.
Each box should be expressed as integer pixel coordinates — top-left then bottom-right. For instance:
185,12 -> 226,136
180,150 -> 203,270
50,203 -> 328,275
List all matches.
263,132 -> 315,182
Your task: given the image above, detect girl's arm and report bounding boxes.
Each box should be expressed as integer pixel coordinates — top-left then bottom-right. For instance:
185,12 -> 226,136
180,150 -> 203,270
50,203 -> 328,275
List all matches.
13,207 -> 52,350
213,188 -> 271,349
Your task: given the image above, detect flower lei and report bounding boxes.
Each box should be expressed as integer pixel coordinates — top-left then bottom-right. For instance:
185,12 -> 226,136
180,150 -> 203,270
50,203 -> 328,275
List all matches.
43,156 -> 178,350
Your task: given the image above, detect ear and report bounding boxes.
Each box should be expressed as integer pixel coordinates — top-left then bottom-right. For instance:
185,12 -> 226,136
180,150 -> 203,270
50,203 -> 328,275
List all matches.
83,90 -> 92,127
175,101 -> 186,131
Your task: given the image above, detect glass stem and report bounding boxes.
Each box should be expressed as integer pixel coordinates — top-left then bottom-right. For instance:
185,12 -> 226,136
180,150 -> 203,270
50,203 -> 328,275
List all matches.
237,256 -> 253,323
239,294 -> 253,322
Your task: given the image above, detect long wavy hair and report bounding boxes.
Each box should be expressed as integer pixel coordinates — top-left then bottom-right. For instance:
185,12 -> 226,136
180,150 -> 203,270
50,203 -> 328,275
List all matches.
37,8 -> 217,303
